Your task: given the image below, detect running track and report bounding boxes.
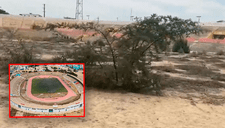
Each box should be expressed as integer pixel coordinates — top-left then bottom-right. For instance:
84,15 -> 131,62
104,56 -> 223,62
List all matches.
57,29 -> 225,44
27,75 -> 76,102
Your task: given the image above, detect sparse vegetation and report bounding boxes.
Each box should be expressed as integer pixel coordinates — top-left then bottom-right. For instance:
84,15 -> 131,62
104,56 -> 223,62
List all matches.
215,63 -> 225,68
0,8 -> 9,14
152,66 -> 178,73
175,65 -> 212,76
198,50 -> 207,56
189,51 -> 199,57
32,14 -> 200,93
0,28 -> 35,76
216,50 -> 225,55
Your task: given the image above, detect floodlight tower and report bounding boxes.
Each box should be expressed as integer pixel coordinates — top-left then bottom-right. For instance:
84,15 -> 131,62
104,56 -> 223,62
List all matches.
196,16 -> 201,26
86,15 -> 90,20
130,8 -> 134,21
75,0 -> 83,20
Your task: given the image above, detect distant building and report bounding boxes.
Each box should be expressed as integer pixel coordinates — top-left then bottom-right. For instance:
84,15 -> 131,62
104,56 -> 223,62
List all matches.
64,17 -> 75,20
19,13 -> 42,17
16,74 -> 21,76
217,20 -> 225,23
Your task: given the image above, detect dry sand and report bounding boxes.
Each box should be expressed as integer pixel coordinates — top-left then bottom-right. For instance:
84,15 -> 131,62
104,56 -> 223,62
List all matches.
1,86 -> 225,128
0,31 -> 225,127
1,52 -> 225,128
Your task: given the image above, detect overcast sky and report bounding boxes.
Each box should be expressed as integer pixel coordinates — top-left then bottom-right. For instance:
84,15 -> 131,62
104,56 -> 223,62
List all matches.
1,0 -> 225,22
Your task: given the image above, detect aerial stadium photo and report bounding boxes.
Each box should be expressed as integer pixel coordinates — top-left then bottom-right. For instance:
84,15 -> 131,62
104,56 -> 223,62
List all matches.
9,63 -> 84,118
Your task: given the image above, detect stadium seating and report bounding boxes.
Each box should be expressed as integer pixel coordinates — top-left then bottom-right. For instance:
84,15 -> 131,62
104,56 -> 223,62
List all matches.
187,37 -> 225,44
10,71 -> 84,115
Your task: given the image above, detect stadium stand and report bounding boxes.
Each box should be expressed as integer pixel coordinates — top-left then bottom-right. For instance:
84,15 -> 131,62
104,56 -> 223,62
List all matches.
10,71 -> 84,115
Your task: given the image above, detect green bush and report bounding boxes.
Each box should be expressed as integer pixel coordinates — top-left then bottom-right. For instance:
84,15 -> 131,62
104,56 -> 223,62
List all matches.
172,39 -> 190,53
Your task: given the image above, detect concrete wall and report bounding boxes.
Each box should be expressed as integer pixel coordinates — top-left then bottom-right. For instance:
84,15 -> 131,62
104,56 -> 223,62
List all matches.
0,14 -> 132,30
200,22 -> 225,26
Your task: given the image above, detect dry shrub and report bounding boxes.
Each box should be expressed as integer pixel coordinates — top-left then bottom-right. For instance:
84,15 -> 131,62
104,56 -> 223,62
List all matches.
215,63 -> 225,68
175,65 -> 216,77
161,76 -> 225,89
172,39 -> 190,53
51,56 -> 67,63
202,95 -> 225,106
23,112 -> 37,116
29,36 -> 53,41
198,50 -> 207,56
152,66 -> 178,73
10,108 -> 18,116
179,57 -> 190,61
216,50 -> 225,55
189,51 -> 198,57
200,56 -> 223,63
27,14 -> 201,94
210,74 -> 225,81
1,42 -> 34,79
85,67 -> 115,89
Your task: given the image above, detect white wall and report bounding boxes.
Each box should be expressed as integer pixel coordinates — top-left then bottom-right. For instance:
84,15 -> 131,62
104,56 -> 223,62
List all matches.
11,100 -> 83,113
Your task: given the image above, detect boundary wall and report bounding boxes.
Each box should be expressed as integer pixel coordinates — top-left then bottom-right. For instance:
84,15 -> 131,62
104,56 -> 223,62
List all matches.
0,14 -> 132,30
11,100 -> 83,113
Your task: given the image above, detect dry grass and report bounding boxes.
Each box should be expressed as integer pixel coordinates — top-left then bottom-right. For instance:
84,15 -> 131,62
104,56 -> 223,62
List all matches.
202,96 -> 225,106
151,66 -> 179,73
179,57 -> 190,61
15,29 -> 53,41
198,50 -> 207,56
216,50 -> 225,55
189,51 -> 199,57
175,65 -> 220,77
215,63 -> 225,68
199,56 -> 223,63
10,108 -> 18,116
161,76 -> 225,91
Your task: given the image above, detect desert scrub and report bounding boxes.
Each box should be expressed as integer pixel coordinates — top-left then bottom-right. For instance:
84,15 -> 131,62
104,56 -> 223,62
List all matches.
172,39 -> 190,53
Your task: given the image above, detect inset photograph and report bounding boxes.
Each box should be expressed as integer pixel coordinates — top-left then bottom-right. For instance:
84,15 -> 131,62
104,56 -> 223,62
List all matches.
9,63 -> 84,118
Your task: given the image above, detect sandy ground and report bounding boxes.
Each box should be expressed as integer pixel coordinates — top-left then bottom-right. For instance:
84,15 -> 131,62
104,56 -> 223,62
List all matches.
1,51 -> 225,127
0,30 -> 225,127
1,88 -> 225,128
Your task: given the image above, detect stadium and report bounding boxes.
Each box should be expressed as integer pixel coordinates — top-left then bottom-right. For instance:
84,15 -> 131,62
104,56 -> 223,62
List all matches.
10,66 -> 84,117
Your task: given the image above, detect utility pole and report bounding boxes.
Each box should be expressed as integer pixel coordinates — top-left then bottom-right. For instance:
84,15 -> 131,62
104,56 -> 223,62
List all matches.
117,17 -> 118,21
86,15 -> 90,20
43,4 -> 45,17
75,0 -> 83,20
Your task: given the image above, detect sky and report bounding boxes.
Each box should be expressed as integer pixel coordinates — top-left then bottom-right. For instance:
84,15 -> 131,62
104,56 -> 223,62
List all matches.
1,0 -> 225,22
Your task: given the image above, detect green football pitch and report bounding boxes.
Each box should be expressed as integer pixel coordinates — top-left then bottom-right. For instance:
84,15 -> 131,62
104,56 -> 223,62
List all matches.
31,78 -> 68,94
